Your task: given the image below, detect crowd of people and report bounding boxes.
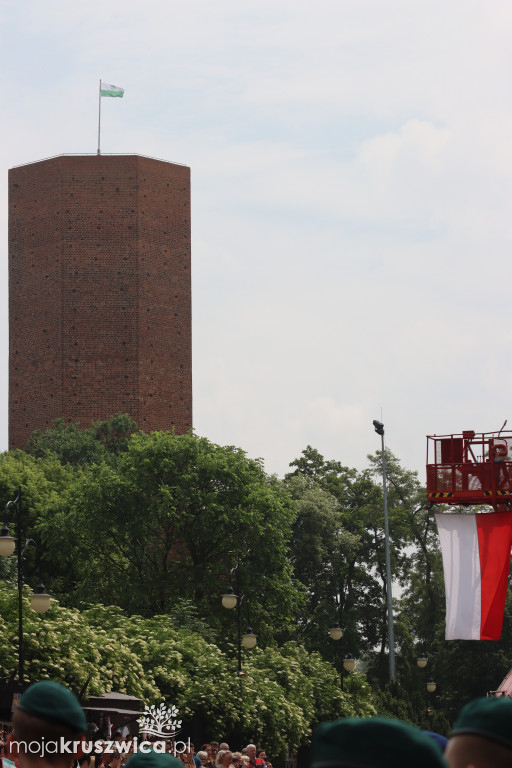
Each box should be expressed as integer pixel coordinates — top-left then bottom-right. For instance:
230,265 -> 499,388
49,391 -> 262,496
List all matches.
71,741 -> 271,768
193,742 -> 271,768
1,680 -> 512,768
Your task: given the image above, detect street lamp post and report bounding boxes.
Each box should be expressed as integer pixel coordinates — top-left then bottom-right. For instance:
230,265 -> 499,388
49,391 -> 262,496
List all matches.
329,593 -> 356,690
426,679 -> 437,717
373,420 -> 396,682
329,623 -> 345,690
0,487 -> 51,686
416,650 -> 436,716
417,652 -> 428,716
221,561 -> 256,677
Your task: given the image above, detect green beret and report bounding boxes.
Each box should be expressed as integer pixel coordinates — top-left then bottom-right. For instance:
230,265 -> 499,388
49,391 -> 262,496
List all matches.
127,753 -> 183,768
18,681 -> 87,734
312,717 -> 448,768
451,696 -> 512,749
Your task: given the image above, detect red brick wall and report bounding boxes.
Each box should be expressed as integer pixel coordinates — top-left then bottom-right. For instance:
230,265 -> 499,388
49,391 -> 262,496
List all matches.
9,154 -> 192,449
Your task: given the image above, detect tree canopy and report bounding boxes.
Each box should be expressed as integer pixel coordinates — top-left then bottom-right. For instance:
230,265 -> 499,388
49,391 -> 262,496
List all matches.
21,427 -> 302,645
0,586 -> 377,759
1,418 -> 511,745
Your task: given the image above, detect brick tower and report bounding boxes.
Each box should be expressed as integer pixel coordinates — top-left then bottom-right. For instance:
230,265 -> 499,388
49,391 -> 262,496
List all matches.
9,154 -> 192,449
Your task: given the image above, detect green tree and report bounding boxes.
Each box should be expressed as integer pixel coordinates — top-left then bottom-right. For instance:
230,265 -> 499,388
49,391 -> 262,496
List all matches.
0,588 -> 378,763
25,414 -> 137,466
286,447 -> 398,665
284,474 -> 362,661
0,449 -> 77,593
0,584 -> 160,701
429,592 -> 512,722
37,431 -> 303,642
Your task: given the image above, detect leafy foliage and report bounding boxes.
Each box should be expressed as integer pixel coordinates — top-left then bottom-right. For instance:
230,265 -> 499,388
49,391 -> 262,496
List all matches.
285,447 -> 401,666
34,430 -> 303,644
2,422 -> 511,743
24,415 -> 137,466
0,588 -> 376,759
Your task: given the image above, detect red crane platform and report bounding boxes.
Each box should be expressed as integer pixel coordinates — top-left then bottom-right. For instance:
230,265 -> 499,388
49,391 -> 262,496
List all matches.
426,427 -> 512,511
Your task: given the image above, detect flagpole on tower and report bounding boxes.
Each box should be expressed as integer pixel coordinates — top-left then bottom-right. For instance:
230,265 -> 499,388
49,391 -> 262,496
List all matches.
97,79 -> 102,155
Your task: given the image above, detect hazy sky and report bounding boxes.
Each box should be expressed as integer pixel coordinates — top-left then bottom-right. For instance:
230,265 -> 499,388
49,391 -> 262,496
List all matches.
1,0 -> 511,479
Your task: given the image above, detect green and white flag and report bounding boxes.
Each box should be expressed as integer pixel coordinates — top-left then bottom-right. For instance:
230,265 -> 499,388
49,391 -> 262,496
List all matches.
100,82 -> 124,97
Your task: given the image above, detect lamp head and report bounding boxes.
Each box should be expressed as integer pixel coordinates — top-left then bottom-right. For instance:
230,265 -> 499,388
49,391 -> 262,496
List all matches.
221,586 -> 238,610
373,420 -> 384,436
241,627 -> 257,649
31,582 -> 51,613
0,524 -> 15,556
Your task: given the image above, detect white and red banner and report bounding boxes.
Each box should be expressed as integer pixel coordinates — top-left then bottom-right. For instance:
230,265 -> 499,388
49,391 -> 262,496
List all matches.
435,512 -> 512,640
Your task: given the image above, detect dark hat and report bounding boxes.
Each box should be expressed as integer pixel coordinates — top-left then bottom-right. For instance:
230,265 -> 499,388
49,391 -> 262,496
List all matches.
451,696 -> 512,749
423,731 -> 448,752
127,753 -> 183,768
312,717 -> 448,768
17,681 -> 87,734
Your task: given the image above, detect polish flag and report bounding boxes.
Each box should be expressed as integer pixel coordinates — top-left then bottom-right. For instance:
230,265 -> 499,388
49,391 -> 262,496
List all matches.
436,512 -> 512,640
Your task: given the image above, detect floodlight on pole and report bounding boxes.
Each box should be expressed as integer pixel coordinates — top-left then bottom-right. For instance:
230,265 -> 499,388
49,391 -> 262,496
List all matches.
373,420 -> 396,682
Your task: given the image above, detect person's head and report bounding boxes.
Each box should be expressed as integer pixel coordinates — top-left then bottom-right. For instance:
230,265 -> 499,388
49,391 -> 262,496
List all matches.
218,745 -> 229,753
231,754 -> 242,768
245,746 -> 256,762
215,751 -> 232,767
445,696 -> 512,768
196,753 -> 207,764
311,717 -> 447,768
10,681 -> 87,768
110,752 -> 122,768
256,754 -> 266,762
78,758 -> 91,768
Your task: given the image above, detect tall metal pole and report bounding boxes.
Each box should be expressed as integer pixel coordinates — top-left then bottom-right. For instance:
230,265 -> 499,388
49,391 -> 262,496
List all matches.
7,488 -> 25,686
339,628 -> 344,691
339,594 -> 344,691
373,422 -> 396,681
97,79 -> 102,155
2,488 -> 50,687
235,565 -> 242,676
